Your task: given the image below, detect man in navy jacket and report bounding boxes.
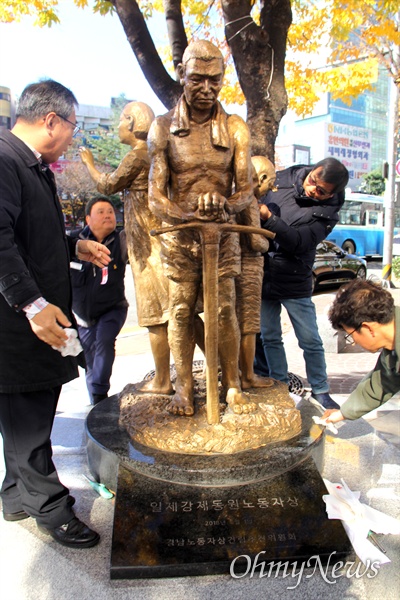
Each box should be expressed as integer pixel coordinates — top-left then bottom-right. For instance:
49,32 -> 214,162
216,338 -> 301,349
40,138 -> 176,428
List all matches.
258,157 -> 349,410
70,197 -> 128,405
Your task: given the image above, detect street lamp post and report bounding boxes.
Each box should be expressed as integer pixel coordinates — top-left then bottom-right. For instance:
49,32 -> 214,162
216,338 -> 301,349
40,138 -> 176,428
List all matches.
382,55 -> 400,285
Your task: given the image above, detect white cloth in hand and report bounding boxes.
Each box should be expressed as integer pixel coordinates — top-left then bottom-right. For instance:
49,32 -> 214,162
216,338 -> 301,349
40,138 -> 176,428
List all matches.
52,328 -> 83,357
312,416 -> 339,434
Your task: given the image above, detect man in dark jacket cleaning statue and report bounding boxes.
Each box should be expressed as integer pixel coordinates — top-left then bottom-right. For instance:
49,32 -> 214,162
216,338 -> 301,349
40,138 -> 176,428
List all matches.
258,157 -> 349,411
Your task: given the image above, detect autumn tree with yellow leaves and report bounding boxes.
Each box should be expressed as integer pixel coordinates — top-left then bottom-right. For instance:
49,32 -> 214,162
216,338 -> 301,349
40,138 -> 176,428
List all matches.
287,0 -> 400,117
1,0 -> 399,159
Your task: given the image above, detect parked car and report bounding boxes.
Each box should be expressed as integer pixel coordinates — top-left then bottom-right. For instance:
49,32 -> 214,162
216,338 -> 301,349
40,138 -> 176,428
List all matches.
312,240 -> 367,292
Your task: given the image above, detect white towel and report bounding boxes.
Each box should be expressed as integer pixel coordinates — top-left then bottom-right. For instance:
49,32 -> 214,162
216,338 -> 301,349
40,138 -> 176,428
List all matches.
323,478 -> 400,565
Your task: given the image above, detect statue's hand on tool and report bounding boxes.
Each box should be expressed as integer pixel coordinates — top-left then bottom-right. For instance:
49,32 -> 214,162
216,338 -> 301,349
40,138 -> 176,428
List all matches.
195,192 -> 229,222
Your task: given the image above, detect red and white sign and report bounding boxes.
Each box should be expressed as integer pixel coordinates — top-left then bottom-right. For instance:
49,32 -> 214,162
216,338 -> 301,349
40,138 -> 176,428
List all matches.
325,122 -> 371,188
396,159 -> 400,177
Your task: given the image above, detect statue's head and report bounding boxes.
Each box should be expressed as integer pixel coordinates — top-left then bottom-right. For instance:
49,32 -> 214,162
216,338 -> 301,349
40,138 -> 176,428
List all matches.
251,156 -> 277,198
177,41 -> 225,112
118,101 -> 155,145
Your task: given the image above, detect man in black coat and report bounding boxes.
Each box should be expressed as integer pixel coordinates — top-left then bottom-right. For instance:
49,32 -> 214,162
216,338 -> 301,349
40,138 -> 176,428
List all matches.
258,157 -> 349,410
0,80 -> 110,548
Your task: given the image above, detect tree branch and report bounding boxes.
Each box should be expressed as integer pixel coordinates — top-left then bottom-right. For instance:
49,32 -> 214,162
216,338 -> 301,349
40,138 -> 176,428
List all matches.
110,0 -> 181,109
221,0 -> 292,159
163,0 -> 188,71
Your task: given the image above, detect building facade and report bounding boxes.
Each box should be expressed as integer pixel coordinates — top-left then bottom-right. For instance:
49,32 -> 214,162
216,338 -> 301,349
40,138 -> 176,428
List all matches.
75,104 -> 112,132
0,86 -> 13,132
276,67 -> 393,190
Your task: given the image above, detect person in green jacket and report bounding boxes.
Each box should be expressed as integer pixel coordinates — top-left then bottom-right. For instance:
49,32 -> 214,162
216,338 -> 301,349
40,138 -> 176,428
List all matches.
322,279 -> 400,423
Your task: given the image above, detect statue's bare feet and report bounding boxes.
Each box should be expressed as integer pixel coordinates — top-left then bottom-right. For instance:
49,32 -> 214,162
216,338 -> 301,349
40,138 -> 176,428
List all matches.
226,388 -> 257,415
166,392 -> 194,416
137,378 -> 174,395
242,374 -> 274,390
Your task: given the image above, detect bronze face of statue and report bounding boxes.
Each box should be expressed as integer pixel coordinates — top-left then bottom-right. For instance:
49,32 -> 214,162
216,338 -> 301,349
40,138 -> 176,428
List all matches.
148,40 -> 258,419
80,102 -> 174,395
252,156 -> 277,197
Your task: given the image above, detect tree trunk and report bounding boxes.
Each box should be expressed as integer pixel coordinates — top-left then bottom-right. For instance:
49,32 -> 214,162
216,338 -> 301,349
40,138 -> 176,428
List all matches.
221,0 -> 292,161
111,0 -> 181,109
163,0 -> 188,71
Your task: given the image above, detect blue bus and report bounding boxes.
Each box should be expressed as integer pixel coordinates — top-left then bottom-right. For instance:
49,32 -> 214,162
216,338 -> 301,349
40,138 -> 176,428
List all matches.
326,191 -> 398,258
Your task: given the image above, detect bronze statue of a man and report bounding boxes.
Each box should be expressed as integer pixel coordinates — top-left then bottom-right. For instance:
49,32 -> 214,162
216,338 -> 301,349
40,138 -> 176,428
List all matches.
148,40 -> 255,417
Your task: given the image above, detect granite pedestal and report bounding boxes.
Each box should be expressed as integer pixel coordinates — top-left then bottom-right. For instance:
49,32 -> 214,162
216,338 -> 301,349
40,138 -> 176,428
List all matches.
85,396 -> 351,578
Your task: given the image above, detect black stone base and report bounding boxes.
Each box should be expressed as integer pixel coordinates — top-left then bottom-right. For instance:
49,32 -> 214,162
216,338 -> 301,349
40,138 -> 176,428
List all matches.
85,394 -> 351,579
86,395 -> 325,489
110,458 -> 351,579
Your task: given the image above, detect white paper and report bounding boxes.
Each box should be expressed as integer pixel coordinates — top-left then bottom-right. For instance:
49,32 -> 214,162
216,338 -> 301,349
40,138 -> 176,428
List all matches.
322,478 -> 400,565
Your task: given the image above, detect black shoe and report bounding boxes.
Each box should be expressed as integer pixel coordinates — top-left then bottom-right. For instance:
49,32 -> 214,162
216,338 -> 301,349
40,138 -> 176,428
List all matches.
3,510 -> 30,522
38,516 -> 100,548
310,392 -> 340,411
3,494 -> 76,522
92,393 -> 108,405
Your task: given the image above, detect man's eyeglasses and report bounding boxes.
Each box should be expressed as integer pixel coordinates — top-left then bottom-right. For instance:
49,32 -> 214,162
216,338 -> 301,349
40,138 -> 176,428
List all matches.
344,327 -> 359,343
56,114 -> 80,137
307,172 -> 333,198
